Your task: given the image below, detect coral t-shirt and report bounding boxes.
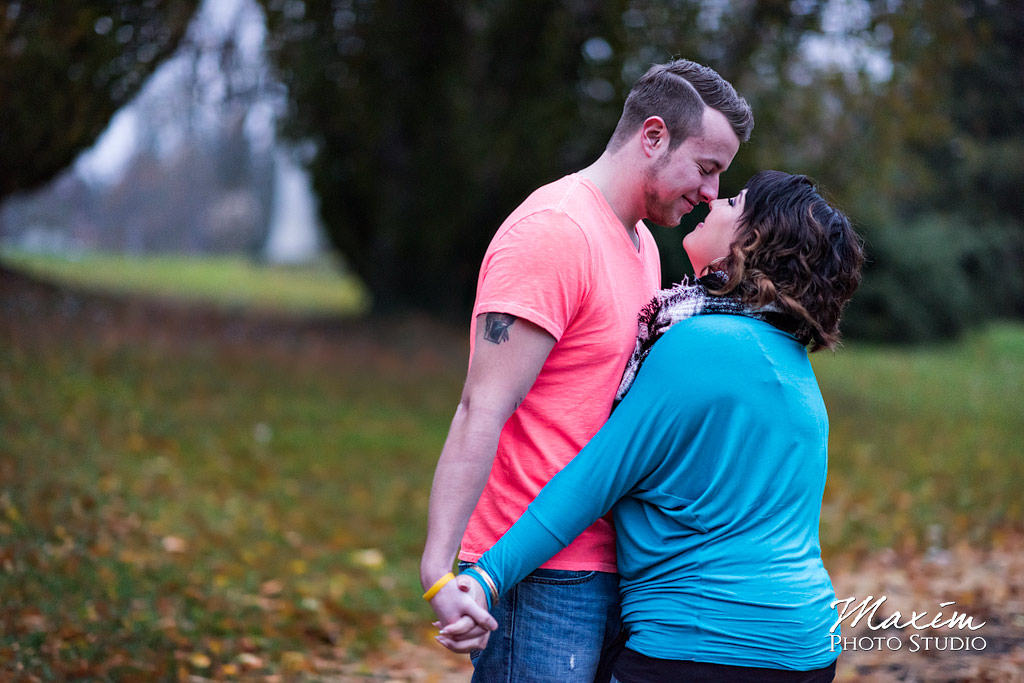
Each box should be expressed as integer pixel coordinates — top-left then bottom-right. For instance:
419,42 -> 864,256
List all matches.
459,174 -> 662,572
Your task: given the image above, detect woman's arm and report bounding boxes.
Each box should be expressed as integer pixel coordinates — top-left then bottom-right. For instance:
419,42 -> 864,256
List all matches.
435,328 -> 702,652
469,323 -> 702,604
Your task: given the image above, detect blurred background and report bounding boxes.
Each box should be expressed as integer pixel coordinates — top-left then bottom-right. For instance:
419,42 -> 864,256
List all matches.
1,0 -> 1022,680
3,0 -> 1022,339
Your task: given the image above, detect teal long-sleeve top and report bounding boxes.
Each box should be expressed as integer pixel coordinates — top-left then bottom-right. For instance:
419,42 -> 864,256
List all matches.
473,315 -> 840,671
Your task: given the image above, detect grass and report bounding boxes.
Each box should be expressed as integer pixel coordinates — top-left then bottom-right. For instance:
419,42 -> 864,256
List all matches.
813,325 -> 1024,557
1,257 -> 1022,678
1,282 -> 460,678
0,249 -> 370,317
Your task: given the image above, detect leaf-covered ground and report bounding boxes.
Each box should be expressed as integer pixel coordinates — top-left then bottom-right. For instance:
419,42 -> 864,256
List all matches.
1,264 -> 1021,681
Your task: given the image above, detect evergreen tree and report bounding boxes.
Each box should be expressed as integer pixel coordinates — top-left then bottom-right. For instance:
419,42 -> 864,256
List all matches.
0,1 -> 201,199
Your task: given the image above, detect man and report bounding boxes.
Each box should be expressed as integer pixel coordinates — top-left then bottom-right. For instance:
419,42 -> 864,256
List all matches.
421,58 -> 753,682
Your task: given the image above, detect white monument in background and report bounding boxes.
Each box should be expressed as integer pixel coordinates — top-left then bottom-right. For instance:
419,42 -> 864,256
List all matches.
71,0 -> 329,265
263,148 -> 323,264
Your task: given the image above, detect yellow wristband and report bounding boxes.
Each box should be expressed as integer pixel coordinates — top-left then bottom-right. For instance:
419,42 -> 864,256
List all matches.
422,572 -> 455,601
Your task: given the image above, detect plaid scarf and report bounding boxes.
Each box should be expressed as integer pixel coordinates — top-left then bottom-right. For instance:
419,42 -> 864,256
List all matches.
614,273 -> 774,405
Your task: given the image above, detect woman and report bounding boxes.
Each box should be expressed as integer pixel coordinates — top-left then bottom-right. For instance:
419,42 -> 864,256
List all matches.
435,171 -> 864,682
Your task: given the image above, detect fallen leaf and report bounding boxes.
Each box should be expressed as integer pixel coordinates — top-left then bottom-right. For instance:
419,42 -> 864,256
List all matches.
161,536 -> 188,553
20,612 -> 48,632
189,652 -> 211,669
352,548 -> 384,569
237,652 -> 264,669
280,651 -> 310,672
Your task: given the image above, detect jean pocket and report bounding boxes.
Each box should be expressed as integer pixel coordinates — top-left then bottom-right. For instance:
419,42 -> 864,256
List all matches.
521,568 -> 599,585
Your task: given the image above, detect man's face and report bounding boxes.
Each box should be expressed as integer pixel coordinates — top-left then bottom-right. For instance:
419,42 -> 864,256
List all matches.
642,107 -> 741,227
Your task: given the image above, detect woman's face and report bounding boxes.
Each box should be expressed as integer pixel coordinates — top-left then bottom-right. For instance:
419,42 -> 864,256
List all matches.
683,189 -> 746,276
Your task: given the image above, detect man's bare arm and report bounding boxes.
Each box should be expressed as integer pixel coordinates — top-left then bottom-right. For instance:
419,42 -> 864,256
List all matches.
421,312 -> 555,617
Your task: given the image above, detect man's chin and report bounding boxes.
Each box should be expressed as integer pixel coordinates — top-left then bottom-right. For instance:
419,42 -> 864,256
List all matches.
647,213 -> 683,228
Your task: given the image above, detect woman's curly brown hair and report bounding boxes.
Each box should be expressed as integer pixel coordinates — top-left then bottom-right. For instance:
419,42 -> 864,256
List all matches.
707,170 -> 865,351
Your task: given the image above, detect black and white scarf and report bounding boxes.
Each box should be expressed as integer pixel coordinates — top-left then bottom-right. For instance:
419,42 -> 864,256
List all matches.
614,274 -> 775,404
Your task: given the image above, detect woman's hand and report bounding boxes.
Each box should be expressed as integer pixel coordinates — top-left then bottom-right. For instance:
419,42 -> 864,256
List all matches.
431,574 -> 496,653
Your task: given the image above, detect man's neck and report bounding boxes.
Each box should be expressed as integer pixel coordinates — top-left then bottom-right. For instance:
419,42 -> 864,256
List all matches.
578,151 -> 643,247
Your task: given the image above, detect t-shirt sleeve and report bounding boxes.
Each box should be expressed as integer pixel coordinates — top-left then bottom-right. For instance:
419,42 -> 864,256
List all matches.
473,211 -> 593,340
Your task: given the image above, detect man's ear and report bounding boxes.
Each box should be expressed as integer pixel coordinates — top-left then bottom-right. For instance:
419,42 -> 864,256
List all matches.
641,116 -> 668,158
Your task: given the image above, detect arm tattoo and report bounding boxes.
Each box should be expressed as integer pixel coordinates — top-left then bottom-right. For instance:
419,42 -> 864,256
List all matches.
483,313 -> 516,344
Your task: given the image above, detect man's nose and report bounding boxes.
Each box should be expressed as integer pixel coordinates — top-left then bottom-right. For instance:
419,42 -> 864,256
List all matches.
699,176 -> 720,204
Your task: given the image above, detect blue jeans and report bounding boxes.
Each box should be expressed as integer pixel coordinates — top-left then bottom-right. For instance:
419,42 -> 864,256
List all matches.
459,563 -> 622,683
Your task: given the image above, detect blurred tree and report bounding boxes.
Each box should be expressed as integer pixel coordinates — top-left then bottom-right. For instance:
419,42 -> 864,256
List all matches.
260,0 -> 629,315
0,0 -> 200,200
260,0 -> 827,316
261,0 -> 1021,339
614,0 -> 1024,342
822,0 -> 1024,341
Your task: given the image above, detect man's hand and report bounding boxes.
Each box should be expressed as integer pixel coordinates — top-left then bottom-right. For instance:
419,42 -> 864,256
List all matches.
432,575 -> 495,653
